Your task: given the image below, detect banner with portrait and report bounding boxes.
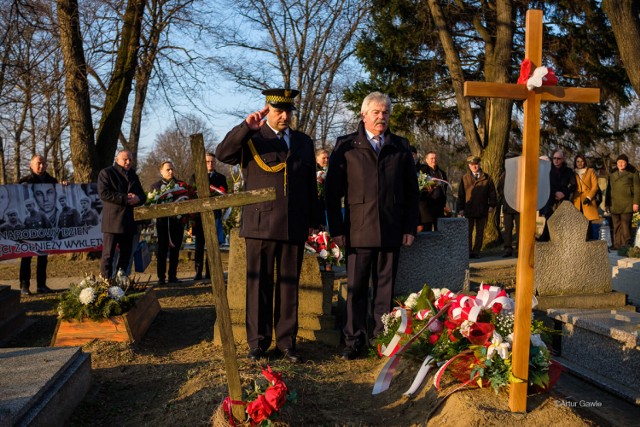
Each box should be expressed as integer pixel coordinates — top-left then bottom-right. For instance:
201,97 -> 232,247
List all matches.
0,183 -> 103,260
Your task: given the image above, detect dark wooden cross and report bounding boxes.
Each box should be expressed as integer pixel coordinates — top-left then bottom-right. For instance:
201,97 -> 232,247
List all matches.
464,9 -> 600,412
135,133 -> 276,422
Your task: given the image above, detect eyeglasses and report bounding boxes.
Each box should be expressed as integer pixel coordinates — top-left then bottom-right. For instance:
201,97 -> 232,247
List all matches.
552,157 -> 563,160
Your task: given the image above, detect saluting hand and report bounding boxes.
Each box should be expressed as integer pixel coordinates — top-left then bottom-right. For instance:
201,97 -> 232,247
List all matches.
245,106 -> 269,130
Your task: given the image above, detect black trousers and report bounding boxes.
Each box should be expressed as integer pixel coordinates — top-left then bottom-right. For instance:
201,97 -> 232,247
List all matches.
611,213 -> 633,248
156,218 -> 184,280
467,216 -> 488,255
101,232 -> 134,278
344,246 -> 400,349
19,255 -> 48,289
503,211 -> 520,251
245,238 -> 304,352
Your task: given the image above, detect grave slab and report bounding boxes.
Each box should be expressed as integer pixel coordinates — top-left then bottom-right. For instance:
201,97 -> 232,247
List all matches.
0,347 -> 91,426
0,285 -> 26,345
611,257 -> 640,307
548,308 -> 640,404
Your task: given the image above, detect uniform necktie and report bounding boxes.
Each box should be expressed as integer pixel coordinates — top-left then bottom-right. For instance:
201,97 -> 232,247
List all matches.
276,132 -> 289,150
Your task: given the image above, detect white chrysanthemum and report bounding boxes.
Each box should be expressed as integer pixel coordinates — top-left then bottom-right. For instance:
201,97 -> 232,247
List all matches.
530,333 -> 546,348
78,287 -> 96,305
318,249 -> 328,259
460,320 -> 473,337
404,293 -> 419,309
108,286 -> 125,301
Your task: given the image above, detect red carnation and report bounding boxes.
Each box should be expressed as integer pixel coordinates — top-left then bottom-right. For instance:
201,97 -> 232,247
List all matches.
492,303 -> 502,314
264,382 -> 288,411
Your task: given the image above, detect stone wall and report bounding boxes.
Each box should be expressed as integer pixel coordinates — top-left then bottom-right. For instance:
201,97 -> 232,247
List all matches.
394,217 -> 468,295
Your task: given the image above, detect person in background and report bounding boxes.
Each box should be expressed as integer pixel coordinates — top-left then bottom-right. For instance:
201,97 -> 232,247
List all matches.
98,150 -> 146,279
605,154 -> 640,249
315,148 -> 329,229
0,186 -> 9,227
216,88 -> 319,363
457,155 -> 497,259
57,194 -> 81,229
151,161 -> 185,284
497,153 -> 519,257
79,196 -> 100,226
190,152 -> 228,281
325,91 -> 419,360
539,149 -> 576,241
418,151 -> 448,232
572,154 -> 600,240
19,155 -> 58,295
410,145 -> 420,170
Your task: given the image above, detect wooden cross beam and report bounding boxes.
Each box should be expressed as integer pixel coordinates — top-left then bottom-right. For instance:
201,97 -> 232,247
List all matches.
134,134 -> 276,422
463,9 -> 600,412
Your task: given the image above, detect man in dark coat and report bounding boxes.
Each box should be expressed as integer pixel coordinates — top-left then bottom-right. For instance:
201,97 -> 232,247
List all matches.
151,161 -> 186,284
190,152 -> 228,280
98,150 -> 146,278
215,88 -> 319,363
418,151 -> 448,231
325,91 -> 419,360
539,150 -> 576,241
19,154 -> 58,295
456,155 -> 497,258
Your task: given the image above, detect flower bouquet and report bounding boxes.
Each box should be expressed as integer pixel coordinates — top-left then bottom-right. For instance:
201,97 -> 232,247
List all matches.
305,231 -> 344,266
316,169 -> 326,198
373,283 -> 557,397
418,172 -> 450,193
145,179 -> 195,206
56,270 -> 148,322
220,366 -> 295,426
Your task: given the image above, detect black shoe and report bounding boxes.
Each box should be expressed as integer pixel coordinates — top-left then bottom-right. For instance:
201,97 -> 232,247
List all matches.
341,346 -> 360,360
194,273 -> 203,280
470,253 -> 480,259
247,348 -> 265,361
21,289 -> 31,296
281,349 -> 303,364
157,278 -> 166,285
168,277 -> 180,284
37,286 -> 53,294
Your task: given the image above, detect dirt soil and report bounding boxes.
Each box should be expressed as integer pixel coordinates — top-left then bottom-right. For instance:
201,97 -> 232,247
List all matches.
1,253 -> 601,426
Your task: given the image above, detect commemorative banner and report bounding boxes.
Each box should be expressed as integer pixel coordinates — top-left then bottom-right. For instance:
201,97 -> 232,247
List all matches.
0,183 -> 103,260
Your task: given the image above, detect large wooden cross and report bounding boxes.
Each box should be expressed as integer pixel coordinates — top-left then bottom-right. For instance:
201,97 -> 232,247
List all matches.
464,9 -> 600,412
134,134 -> 276,422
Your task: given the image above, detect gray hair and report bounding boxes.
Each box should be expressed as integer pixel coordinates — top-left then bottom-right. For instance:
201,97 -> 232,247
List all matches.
361,92 -> 391,115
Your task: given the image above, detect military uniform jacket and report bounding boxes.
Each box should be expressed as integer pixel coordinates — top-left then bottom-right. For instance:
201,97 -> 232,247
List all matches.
98,164 -> 146,234
606,167 -> 640,214
325,121 -> 419,248
456,170 -> 497,218
215,121 -> 319,242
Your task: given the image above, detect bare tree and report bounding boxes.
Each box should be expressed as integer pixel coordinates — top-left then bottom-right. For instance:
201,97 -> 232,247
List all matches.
138,115 -> 216,189
210,0 -> 369,144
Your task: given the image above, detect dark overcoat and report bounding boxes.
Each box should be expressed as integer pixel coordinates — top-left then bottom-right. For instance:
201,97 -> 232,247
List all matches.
418,164 -> 448,224
98,164 -> 146,234
541,163 -> 576,216
215,121 -> 319,242
456,170 -> 497,218
325,121 -> 419,248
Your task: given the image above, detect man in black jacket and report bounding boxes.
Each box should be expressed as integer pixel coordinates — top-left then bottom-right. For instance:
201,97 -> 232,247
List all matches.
216,88 -> 318,363
418,151 -> 448,232
98,150 -> 146,278
325,91 -> 419,360
539,150 -> 576,241
190,152 -> 228,280
19,154 -> 58,295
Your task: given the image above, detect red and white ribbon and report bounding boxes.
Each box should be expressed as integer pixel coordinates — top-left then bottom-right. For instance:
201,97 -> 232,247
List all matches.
450,284 -> 511,322
379,308 -> 412,357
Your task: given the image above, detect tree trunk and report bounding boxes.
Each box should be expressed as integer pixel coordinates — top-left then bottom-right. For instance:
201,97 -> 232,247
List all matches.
428,0 -> 513,247
95,0 -> 146,171
0,136 -> 6,185
602,0 -> 640,97
57,0 -> 97,183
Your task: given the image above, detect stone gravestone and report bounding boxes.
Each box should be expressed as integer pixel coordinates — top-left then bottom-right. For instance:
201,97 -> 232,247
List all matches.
533,201 -> 626,310
534,201 -> 639,403
214,228 -> 340,347
394,217 -> 468,295
0,285 -> 26,344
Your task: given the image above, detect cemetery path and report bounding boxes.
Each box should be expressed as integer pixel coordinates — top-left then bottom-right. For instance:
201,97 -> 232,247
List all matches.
0,253 -> 632,426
